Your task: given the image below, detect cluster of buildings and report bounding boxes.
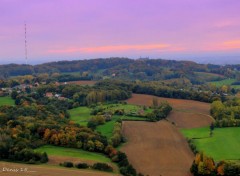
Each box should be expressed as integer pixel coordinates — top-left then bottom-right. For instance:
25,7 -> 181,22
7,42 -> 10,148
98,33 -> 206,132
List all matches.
0,82 -> 67,101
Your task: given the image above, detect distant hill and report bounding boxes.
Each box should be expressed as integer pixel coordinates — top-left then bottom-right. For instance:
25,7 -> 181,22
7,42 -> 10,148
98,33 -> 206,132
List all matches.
0,57 -> 239,84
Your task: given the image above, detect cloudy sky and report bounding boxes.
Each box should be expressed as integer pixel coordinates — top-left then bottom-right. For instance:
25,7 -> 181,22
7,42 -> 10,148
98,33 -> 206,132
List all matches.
0,0 -> 240,64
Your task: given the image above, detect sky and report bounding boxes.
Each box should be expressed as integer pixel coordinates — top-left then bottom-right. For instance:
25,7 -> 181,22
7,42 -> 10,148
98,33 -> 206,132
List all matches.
0,0 -> 240,64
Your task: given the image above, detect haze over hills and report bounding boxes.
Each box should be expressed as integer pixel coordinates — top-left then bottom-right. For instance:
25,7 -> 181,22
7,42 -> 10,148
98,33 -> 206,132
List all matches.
1,55 -> 240,65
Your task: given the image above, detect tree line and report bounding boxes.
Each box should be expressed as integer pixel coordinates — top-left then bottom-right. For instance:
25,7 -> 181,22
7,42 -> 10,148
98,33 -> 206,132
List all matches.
191,152 -> 240,175
211,99 -> 240,127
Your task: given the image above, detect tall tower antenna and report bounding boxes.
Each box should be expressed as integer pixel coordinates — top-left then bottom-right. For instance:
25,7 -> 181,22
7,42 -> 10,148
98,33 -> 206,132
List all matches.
24,22 -> 28,65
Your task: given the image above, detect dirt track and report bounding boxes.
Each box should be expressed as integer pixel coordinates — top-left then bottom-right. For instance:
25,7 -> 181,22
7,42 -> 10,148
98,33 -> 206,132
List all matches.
122,121 -> 194,176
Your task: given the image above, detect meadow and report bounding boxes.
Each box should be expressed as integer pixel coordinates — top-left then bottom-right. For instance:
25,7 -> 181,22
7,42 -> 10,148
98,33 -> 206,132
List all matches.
210,78 -> 240,89
69,104 -> 148,140
69,103 -> 149,127
68,106 -> 91,126
0,96 -> 14,106
181,127 -> 240,161
96,115 -> 147,139
35,145 -> 111,163
100,103 -> 151,113
194,72 -> 225,82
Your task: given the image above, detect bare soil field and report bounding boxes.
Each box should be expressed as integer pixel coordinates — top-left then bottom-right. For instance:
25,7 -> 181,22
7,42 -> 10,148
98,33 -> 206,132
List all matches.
61,80 -> 96,85
0,161 -> 118,176
127,94 -> 213,128
168,111 -> 213,128
121,121 -> 194,176
122,94 -> 214,175
127,94 -> 210,114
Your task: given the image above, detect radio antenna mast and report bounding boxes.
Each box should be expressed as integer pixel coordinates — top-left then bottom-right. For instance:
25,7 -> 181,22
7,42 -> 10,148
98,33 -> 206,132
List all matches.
24,22 -> 28,65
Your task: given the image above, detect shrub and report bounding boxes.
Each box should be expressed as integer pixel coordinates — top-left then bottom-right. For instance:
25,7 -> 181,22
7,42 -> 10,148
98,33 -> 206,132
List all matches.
27,159 -> 36,164
120,164 -> 137,176
187,139 -> 198,154
224,162 -> 240,176
40,152 -> 48,163
11,149 -> 48,164
87,120 -> 98,129
118,158 -> 129,167
63,161 -> 74,168
92,163 -> 113,172
75,163 -> 89,169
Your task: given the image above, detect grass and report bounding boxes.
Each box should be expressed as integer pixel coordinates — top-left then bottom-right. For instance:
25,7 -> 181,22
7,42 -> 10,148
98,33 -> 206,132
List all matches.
97,117 -> 118,139
181,127 -> 240,161
35,145 -> 111,163
210,78 -> 240,89
69,103 -> 150,127
99,103 -> 151,115
194,72 -> 224,82
68,107 -> 92,126
69,103 -> 149,139
0,96 -> 15,106
102,104 -> 141,111
96,115 -> 147,139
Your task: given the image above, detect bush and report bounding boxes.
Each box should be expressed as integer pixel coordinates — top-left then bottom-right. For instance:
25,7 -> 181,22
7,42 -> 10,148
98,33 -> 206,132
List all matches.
87,120 -> 98,129
224,162 -> 240,176
92,163 -> 113,172
110,122 -> 123,147
10,149 -> 48,164
62,161 -> 74,168
40,152 -> 48,163
120,164 -> 137,176
118,158 -> 129,167
27,159 -> 36,164
187,139 -> 198,154
75,163 -> 89,169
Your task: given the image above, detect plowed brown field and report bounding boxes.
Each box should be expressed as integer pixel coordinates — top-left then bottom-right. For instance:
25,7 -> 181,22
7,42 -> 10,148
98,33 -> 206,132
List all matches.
122,121 -> 194,176
122,94 -> 214,175
0,161 -> 118,176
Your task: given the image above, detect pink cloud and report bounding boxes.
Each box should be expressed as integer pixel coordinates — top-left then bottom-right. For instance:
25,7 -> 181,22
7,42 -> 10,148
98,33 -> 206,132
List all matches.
47,44 -> 185,54
192,40 -> 240,52
223,40 -> 240,49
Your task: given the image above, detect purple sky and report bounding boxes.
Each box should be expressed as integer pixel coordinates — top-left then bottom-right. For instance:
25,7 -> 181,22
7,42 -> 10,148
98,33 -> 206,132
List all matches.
1,0 -> 240,64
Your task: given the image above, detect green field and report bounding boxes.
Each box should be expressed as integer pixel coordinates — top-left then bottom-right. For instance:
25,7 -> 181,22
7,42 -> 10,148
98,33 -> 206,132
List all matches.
69,104 -> 148,139
210,78 -> 240,89
35,145 -> 111,163
96,115 -> 147,139
68,107 -> 92,126
97,117 -> 117,139
181,127 -> 240,161
194,72 -> 224,82
101,103 -> 144,111
0,96 -> 15,106
69,103 -> 150,127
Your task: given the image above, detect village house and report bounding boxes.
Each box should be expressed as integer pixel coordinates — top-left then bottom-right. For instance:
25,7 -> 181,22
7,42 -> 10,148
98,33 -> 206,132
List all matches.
45,92 -> 53,98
